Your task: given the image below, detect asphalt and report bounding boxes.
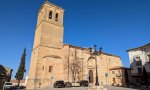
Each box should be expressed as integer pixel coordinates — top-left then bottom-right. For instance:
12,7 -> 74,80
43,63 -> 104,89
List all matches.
16,85 -> 150,90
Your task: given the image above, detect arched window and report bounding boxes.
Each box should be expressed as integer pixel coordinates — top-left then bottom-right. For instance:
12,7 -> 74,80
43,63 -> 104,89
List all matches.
55,13 -> 58,21
49,11 -> 52,19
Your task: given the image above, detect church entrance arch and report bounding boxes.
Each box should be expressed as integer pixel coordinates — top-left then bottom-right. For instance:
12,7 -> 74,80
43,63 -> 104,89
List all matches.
88,70 -> 94,83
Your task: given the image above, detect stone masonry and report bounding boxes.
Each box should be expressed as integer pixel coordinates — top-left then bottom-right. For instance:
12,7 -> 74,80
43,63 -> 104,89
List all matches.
26,1 -> 123,89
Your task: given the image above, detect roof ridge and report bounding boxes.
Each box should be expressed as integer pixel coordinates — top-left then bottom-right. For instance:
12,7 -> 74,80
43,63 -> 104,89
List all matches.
127,43 -> 150,52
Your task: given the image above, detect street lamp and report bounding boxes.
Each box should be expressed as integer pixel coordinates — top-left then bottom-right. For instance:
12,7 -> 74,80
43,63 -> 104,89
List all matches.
90,45 -> 102,86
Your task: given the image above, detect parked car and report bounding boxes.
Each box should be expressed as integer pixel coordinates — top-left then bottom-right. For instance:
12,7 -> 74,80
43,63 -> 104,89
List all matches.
53,80 -> 65,88
65,82 -> 72,87
72,82 -> 80,87
3,82 -> 13,90
78,80 -> 89,87
13,85 -> 26,89
140,78 -> 149,86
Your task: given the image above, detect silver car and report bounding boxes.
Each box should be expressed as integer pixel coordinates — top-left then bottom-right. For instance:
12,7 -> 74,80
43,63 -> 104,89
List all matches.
3,82 -> 13,90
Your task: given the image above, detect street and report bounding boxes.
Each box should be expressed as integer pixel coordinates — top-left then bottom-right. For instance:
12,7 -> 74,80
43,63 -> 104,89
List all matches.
21,86 -> 150,90
105,86 -> 150,90
22,87 -> 88,90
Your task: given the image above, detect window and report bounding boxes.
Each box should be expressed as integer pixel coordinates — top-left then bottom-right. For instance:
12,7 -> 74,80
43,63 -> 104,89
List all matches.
147,54 -> 150,62
130,66 -> 133,70
112,71 -> 115,74
55,13 -> 58,21
49,11 -> 52,19
134,56 -> 142,66
49,66 -> 53,72
118,70 -> 121,74
43,66 -> 44,71
137,68 -> 142,74
116,71 -> 121,77
135,57 -> 140,61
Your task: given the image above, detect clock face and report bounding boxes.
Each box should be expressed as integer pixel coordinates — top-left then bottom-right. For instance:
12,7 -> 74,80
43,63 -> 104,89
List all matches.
88,58 -> 95,68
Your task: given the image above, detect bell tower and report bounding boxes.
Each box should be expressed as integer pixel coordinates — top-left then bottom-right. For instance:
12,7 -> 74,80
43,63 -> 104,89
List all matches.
33,1 -> 64,49
27,1 -> 64,89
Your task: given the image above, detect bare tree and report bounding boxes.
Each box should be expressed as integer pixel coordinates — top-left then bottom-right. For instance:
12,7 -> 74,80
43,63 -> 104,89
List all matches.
64,57 -> 82,82
70,58 -> 82,82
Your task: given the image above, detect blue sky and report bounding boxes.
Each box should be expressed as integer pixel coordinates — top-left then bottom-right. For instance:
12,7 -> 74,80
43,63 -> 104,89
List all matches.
0,0 -> 150,78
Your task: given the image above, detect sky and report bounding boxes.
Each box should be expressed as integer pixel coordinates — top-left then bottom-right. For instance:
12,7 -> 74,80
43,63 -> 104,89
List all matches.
0,0 -> 150,78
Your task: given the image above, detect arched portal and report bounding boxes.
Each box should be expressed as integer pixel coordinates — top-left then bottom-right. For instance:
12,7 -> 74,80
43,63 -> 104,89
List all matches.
89,70 -> 94,83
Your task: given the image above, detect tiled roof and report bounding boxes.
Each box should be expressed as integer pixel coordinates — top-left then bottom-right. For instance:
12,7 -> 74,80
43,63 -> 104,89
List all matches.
127,43 -> 150,52
64,44 -> 121,58
109,66 -> 130,70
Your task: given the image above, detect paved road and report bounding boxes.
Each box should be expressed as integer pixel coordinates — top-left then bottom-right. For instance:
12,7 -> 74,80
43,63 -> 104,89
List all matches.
18,86 -> 150,90
48,87 -> 88,90
24,87 -> 88,90
105,85 -> 150,90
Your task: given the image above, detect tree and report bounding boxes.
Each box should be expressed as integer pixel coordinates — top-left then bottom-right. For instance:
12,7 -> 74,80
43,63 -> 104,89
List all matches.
64,57 -> 82,82
125,69 -> 129,87
70,58 -> 82,82
143,67 -> 148,88
15,48 -> 26,86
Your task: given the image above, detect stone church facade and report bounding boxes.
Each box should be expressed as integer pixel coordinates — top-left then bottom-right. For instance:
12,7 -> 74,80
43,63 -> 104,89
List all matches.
26,1 -> 123,89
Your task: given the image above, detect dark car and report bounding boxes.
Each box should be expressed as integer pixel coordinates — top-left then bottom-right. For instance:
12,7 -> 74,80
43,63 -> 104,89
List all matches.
140,78 -> 149,86
65,82 -> 72,87
78,80 -> 89,87
13,85 -> 26,89
53,80 -> 65,88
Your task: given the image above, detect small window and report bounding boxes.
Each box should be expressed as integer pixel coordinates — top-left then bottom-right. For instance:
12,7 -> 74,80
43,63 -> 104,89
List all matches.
130,66 -> 133,70
147,54 -> 150,62
55,13 -> 58,21
43,66 -> 44,71
49,11 -> 52,19
49,66 -> 53,72
112,71 -> 115,74
134,56 -> 142,66
135,56 -> 141,61
118,70 -> 121,74
137,68 -> 142,74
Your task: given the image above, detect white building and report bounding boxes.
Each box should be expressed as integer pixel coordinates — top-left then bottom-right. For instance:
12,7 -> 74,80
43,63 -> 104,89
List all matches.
127,43 -> 150,83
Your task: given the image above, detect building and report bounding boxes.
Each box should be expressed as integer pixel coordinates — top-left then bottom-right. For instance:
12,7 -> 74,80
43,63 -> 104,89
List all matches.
11,80 -> 26,87
109,66 -> 131,86
127,43 -> 150,84
10,76 -> 28,87
26,1 -> 123,89
4,66 -> 13,82
0,65 -> 7,89
0,65 -> 13,89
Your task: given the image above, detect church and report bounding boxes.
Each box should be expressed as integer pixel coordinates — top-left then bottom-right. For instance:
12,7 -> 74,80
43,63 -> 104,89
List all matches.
27,1 -> 123,89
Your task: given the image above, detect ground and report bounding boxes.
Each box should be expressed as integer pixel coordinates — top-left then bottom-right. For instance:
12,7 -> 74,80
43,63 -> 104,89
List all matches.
105,86 -> 150,90
18,86 -> 150,90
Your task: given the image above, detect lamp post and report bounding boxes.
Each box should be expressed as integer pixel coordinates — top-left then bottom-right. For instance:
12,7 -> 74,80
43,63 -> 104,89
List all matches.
91,45 -> 102,86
